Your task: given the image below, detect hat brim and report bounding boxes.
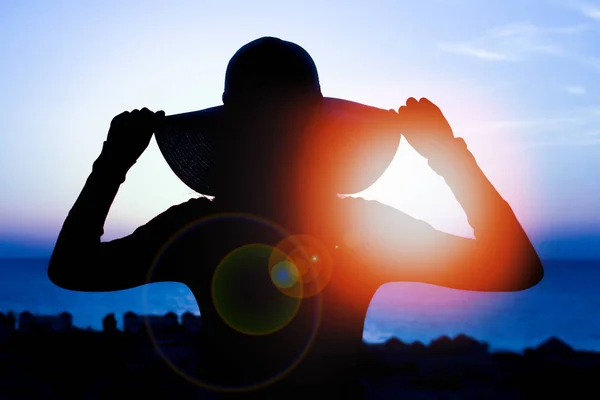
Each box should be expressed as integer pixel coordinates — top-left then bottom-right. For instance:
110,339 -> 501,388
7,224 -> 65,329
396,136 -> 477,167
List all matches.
155,97 -> 401,197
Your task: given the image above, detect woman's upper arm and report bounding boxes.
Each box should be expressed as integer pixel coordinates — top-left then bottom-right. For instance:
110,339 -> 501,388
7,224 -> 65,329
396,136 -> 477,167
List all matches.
48,197 -> 212,292
343,197 -> 543,292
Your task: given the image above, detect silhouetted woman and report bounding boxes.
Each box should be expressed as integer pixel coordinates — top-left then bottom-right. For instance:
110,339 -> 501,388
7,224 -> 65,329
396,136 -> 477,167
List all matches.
49,37 -> 543,399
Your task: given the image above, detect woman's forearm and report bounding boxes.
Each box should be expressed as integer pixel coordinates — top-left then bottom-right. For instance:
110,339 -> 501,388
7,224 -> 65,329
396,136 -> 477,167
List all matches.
427,138 -> 509,228
429,137 -> 543,290
48,142 -> 133,286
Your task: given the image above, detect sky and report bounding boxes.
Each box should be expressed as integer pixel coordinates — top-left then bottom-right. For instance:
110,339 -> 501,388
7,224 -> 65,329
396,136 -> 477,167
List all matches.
0,0 -> 599,259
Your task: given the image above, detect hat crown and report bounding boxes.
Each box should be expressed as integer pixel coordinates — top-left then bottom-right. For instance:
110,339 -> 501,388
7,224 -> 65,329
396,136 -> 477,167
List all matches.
224,37 -> 321,99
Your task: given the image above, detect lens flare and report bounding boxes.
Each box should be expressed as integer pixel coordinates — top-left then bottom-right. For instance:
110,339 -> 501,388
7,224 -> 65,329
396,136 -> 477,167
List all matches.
271,260 -> 300,289
212,244 -> 302,336
142,212 -> 324,393
269,234 -> 333,299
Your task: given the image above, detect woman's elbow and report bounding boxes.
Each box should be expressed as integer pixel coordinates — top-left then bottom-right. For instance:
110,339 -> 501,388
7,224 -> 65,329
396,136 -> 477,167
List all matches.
48,251 -> 91,292
48,257 -> 76,291
516,253 -> 544,291
496,249 -> 544,292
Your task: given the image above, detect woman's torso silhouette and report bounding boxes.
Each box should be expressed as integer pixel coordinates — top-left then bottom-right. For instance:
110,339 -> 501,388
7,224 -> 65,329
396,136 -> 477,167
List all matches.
153,195 -> 377,397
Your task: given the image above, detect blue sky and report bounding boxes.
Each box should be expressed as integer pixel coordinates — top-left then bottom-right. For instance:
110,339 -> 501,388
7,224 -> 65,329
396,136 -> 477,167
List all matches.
1,0 -> 599,258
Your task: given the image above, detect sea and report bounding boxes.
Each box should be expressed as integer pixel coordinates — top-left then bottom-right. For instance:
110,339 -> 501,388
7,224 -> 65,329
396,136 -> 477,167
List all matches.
1,258 -> 599,353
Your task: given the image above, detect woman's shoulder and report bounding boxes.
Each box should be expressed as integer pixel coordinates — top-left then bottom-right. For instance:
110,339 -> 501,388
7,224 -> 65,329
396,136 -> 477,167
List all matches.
147,196 -> 216,226
186,195 -> 216,209
335,195 -> 395,219
168,195 -> 215,212
335,195 -> 434,232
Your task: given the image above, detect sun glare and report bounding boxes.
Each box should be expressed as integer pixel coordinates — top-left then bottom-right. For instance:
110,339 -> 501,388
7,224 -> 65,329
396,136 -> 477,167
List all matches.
344,82 -> 535,317
353,81 -> 533,239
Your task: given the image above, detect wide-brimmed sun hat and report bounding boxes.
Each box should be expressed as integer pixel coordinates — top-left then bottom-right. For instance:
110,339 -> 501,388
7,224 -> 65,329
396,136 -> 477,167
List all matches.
155,37 -> 402,196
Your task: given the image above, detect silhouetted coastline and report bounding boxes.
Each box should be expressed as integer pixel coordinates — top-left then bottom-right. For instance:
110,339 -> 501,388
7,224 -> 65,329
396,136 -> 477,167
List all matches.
2,311 -> 600,399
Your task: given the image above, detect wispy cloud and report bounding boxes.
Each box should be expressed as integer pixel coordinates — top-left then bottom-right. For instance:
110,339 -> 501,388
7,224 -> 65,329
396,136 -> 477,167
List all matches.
436,43 -> 516,61
565,85 -> 586,94
581,4 -> 600,19
520,136 -> 600,148
485,117 -> 586,130
480,105 -> 600,147
438,21 -> 591,62
568,1 -> 600,19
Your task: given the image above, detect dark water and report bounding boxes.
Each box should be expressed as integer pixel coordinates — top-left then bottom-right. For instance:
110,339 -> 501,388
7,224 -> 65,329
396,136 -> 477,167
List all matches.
1,258 -> 599,352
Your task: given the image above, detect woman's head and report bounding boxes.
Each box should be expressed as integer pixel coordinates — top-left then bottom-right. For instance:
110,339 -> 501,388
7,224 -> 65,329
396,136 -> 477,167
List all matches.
222,36 -> 321,105
216,37 -> 330,198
